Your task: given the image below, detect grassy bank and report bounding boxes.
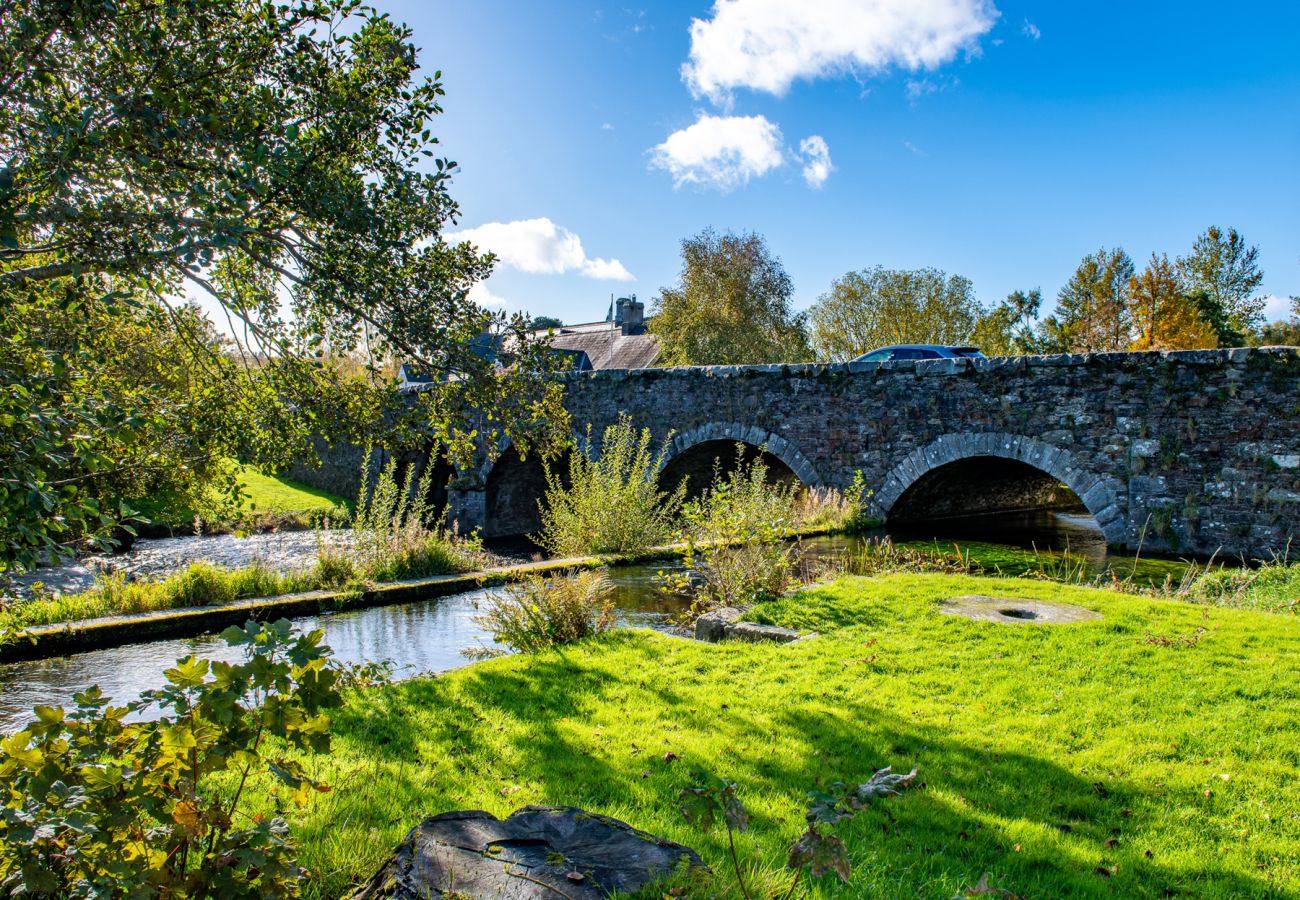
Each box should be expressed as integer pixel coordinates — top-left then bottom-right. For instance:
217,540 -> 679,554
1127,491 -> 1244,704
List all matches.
252,573 -> 1300,898
135,466 -> 350,535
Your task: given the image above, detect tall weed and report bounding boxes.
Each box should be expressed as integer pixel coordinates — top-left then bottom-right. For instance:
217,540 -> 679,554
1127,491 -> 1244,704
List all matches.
467,568 -> 615,657
664,450 -> 801,619
352,452 -> 486,581
537,417 -> 685,557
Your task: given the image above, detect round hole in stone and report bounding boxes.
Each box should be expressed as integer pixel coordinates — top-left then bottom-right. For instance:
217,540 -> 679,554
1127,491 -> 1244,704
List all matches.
999,608 -> 1038,620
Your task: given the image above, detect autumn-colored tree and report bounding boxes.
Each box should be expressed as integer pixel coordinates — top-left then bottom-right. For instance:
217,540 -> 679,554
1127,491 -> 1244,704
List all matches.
651,229 -> 811,365
1128,254 -> 1218,350
808,267 -> 981,361
1046,248 -> 1135,351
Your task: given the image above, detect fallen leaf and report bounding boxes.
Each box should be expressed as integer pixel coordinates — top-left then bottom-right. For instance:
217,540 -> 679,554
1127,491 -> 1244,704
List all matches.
500,786 -> 522,796
1120,809 -> 1133,817
1144,850 -> 1154,859
565,871 -> 585,883
1104,839 -> 1119,849
1013,843 -> 1021,853
1094,866 -> 1116,878
663,751 -> 680,763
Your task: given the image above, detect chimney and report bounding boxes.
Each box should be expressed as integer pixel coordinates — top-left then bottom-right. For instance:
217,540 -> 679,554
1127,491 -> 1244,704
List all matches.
614,294 -> 645,335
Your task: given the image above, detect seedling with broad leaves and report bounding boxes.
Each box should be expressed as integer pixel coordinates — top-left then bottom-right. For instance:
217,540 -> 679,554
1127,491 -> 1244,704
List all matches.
680,764 -> 918,898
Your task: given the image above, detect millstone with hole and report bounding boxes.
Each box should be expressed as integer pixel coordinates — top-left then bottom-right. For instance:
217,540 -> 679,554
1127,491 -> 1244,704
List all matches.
940,595 -> 1103,625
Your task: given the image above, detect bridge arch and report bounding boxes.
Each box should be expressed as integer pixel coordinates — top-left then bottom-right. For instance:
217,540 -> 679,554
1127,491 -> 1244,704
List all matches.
477,433 -> 582,539
873,432 -> 1125,545
658,423 -> 822,499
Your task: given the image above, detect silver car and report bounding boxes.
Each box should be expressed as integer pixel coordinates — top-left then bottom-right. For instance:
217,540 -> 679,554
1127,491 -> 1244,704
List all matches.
852,344 -> 985,363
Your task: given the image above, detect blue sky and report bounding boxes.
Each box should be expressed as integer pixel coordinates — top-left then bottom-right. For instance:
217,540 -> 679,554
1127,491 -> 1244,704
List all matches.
400,1 -> 1299,327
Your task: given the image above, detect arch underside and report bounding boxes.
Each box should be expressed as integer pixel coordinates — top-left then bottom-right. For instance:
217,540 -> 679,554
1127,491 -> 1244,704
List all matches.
874,433 -> 1124,545
661,423 -> 821,486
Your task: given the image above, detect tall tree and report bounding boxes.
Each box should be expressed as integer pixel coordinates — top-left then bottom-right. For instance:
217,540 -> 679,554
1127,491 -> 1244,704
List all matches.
807,267 -> 980,361
1177,226 -> 1265,339
0,0 -> 566,575
1128,253 -> 1218,350
650,229 -> 810,365
1050,248 -> 1135,351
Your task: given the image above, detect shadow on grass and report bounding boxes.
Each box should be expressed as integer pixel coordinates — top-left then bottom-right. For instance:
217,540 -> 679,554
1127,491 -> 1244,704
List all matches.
314,627 -> 1287,899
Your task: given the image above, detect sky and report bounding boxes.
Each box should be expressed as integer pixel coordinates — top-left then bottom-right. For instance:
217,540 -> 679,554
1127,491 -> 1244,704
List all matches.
397,0 -> 1300,327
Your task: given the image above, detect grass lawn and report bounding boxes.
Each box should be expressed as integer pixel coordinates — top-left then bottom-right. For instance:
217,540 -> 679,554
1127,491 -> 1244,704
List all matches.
235,468 -> 348,518
267,573 -> 1300,898
135,465 -> 349,532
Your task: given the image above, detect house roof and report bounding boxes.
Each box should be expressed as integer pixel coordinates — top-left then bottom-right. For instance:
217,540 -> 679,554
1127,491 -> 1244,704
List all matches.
536,320 -> 660,370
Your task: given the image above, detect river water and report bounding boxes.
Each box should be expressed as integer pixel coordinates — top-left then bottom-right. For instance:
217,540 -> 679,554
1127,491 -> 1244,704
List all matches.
0,510 -> 1146,732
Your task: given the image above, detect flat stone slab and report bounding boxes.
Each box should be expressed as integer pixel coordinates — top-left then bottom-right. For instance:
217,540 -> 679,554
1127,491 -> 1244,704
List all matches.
350,806 -> 707,899
940,595 -> 1103,625
726,621 -> 803,643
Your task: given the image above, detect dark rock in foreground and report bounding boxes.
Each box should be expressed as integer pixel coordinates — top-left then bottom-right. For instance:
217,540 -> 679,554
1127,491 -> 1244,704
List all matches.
350,805 -> 708,899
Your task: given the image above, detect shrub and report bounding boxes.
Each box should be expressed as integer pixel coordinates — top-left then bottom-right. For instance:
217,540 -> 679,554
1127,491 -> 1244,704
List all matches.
467,568 -> 615,657
663,450 -> 801,618
352,452 -> 487,581
537,417 -> 685,557
0,619 -> 341,898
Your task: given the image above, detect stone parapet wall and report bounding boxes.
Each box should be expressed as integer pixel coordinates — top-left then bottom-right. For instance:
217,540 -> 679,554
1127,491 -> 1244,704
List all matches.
555,348 -> 1300,556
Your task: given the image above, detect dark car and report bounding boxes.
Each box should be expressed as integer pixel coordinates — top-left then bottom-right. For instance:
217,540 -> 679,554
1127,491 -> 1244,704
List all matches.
851,344 -> 985,363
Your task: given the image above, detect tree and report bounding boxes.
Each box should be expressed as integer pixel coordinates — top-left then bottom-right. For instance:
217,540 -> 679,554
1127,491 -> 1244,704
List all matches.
0,0 -> 567,576
971,288 -> 1044,356
1128,253 -> 1218,350
530,315 -> 564,331
650,229 -> 810,365
1177,226 -> 1265,339
1049,248 -> 1135,351
807,267 -> 980,361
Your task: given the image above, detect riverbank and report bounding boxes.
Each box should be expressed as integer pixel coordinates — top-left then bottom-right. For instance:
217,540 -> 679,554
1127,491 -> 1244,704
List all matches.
249,573 -> 1300,899
0,549 -> 680,663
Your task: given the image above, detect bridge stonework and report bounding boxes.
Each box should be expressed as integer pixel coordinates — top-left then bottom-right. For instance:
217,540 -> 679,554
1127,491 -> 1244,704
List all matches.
460,347 -> 1300,557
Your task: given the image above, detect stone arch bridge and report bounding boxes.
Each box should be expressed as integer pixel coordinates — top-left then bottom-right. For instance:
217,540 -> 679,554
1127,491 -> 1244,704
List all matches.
301,348 -> 1300,557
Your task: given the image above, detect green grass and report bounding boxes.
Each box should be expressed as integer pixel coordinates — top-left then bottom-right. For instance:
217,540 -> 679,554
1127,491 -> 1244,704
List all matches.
235,468 -> 348,518
136,465 -> 349,532
253,574 -> 1300,899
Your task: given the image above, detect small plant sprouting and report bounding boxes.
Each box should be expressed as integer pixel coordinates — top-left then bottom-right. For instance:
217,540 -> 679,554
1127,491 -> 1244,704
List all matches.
679,764 -> 918,898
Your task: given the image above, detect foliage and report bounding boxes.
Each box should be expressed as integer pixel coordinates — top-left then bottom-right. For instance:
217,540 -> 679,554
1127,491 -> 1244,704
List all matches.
808,266 -> 981,361
0,294 -> 280,578
466,568 -> 614,658
0,0 -> 568,577
792,472 -> 876,533
264,572 -> 1300,898
650,229 -> 812,365
1128,253 -> 1218,350
1040,247 -> 1135,352
661,450 -> 800,617
679,766 -> 915,898
0,619 -> 340,897
537,417 -> 685,557
529,315 -> 564,331
1177,225 -> 1266,337
970,288 -> 1044,356
352,452 -> 487,583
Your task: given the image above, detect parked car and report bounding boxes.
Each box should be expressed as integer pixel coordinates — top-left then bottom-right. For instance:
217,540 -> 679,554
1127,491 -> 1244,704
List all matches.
851,344 -> 985,363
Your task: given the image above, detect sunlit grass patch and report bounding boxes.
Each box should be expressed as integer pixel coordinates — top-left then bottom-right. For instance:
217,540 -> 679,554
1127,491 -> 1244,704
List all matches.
254,573 -> 1300,899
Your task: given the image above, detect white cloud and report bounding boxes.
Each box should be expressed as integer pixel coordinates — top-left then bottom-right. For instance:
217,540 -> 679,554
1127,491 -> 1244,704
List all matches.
682,0 -> 1000,103
449,218 -> 633,281
467,281 -> 507,309
1262,294 -> 1295,322
799,135 -> 834,188
1022,19 -> 1041,40
649,113 -> 785,191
